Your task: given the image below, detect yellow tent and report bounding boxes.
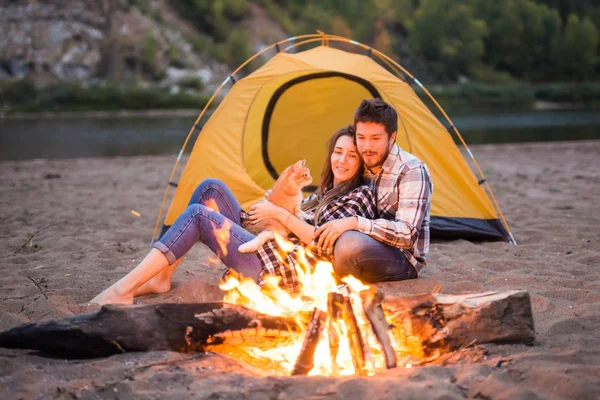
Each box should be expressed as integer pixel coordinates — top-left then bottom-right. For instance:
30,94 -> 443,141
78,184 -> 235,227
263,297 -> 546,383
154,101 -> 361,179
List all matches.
153,34 -> 514,243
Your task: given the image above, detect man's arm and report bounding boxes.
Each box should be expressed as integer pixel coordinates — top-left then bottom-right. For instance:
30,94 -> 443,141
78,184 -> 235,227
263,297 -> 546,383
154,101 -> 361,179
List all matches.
356,165 -> 432,249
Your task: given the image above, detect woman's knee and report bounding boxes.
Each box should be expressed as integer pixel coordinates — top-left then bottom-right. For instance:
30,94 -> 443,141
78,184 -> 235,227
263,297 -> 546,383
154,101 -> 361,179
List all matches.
190,178 -> 226,204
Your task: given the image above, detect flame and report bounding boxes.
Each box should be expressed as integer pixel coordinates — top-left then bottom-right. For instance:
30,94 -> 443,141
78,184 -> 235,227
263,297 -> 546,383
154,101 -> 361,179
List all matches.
203,199 -> 230,258
215,228 -> 427,376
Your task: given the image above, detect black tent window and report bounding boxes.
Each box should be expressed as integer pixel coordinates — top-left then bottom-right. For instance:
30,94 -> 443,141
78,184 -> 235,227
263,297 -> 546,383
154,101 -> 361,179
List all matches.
261,72 -> 381,189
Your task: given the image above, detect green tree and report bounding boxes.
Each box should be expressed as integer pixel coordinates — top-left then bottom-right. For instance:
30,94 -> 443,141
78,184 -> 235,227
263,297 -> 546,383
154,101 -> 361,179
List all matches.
141,31 -> 157,66
556,14 -> 598,79
226,29 -> 252,68
410,0 -> 487,79
473,0 -> 564,80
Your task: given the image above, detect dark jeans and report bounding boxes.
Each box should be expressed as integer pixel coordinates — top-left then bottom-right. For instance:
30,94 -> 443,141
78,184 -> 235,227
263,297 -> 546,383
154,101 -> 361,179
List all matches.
153,179 -> 263,282
332,231 -> 418,283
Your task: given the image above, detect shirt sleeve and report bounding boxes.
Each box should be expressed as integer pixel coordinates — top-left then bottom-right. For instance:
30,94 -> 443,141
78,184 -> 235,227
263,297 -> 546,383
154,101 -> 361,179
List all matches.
356,165 -> 431,249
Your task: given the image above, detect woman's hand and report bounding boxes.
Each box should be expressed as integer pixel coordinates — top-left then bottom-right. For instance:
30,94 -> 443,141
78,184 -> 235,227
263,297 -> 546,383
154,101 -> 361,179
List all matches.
248,201 -> 286,223
313,217 -> 358,253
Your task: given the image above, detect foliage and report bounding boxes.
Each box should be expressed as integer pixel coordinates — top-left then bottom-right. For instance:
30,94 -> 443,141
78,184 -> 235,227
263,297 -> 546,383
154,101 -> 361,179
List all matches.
410,0 -> 487,79
556,15 -> 599,80
141,31 -> 158,66
169,0 -> 251,42
0,81 -> 212,112
226,29 -> 253,69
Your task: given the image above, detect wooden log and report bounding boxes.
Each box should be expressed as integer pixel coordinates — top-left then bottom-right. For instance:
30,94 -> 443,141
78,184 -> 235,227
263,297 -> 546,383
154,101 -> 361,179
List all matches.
342,296 -> 367,375
291,308 -> 326,375
359,287 -> 397,369
383,290 -> 535,358
0,291 -> 535,362
327,292 -> 345,376
0,302 -> 298,358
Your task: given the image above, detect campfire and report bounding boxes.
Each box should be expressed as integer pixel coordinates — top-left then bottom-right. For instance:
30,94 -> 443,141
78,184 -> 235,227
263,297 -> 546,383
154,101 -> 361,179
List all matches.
206,233 -> 430,376
0,215 -> 535,372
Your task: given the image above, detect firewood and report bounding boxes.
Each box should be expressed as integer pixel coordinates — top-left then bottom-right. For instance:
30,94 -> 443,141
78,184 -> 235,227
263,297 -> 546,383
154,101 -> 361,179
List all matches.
383,290 -> 535,358
327,292 -> 344,376
359,287 -> 397,369
0,302 -> 298,358
0,290 -> 535,364
342,296 -> 367,375
291,308 -> 327,375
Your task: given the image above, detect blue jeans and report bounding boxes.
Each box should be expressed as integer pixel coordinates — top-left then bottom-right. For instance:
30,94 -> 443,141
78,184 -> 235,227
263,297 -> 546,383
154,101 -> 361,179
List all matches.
153,179 -> 263,282
332,231 -> 418,283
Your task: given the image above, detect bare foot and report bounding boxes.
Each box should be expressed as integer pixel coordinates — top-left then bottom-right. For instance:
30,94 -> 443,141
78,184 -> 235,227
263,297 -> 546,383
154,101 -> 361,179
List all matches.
134,275 -> 172,297
89,288 -> 134,306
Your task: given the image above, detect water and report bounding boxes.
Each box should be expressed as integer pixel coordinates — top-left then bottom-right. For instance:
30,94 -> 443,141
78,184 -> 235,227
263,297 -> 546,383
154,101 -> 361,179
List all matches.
0,109 -> 598,161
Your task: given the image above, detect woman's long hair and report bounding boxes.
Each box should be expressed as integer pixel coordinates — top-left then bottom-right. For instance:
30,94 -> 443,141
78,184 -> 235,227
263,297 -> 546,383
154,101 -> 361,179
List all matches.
301,125 -> 365,223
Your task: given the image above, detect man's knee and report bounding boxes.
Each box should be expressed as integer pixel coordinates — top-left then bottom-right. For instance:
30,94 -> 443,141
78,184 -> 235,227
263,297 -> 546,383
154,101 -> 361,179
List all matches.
332,231 -> 369,277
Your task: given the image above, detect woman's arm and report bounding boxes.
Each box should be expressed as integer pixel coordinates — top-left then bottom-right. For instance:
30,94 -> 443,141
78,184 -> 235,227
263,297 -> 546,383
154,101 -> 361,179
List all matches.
281,211 -> 315,245
248,202 -> 315,245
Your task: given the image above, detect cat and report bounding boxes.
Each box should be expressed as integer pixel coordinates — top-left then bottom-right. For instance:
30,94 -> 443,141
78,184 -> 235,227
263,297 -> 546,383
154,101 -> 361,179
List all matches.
238,159 -> 312,253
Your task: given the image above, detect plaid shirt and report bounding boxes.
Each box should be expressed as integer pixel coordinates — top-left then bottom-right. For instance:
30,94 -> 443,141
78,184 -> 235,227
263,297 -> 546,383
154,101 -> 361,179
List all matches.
357,144 -> 433,270
242,185 -> 376,293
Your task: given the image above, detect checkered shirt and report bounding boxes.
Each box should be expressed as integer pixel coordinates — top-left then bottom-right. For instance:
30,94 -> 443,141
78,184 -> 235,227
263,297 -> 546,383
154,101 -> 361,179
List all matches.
242,185 -> 376,293
356,144 -> 433,270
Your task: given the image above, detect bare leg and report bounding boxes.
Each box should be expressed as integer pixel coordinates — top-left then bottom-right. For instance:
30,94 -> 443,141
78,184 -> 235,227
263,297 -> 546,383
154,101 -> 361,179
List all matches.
90,249 -> 171,305
134,257 -> 183,296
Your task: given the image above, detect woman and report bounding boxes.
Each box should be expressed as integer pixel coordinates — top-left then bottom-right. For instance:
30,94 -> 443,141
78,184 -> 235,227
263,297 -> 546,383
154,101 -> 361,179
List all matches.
90,125 -> 375,305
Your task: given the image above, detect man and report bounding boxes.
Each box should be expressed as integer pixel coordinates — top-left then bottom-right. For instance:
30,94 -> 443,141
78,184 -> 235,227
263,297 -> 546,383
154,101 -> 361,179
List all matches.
314,98 -> 433,282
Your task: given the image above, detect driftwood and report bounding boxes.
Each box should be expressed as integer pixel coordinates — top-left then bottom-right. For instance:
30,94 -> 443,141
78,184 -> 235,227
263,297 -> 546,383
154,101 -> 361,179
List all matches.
0,291 -> 535,362
0,302 -> 298,358
384,290 -> 535,358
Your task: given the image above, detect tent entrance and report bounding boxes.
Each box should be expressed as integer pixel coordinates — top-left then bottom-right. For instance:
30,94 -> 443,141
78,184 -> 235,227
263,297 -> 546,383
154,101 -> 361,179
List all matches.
244,72 -> 380,191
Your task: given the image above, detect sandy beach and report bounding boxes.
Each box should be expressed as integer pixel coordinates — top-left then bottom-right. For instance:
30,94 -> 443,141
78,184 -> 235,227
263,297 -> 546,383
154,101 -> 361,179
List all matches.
1,140 -> 599,399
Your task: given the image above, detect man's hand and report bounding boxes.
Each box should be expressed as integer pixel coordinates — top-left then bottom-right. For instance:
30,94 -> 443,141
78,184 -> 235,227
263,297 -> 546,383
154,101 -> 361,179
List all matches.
248,201 -> 285,223
313,217 -> 358,253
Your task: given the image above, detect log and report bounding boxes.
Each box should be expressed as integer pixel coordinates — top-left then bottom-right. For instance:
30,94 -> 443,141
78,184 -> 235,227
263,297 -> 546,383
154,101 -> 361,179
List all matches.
342,296 -> 367,375
0,291 -> 535,362
0,302 -> 298,358
291,308 -> 326,375
327,292 -> 344,376
359,287 -> 397,369
383,290 -> 535,358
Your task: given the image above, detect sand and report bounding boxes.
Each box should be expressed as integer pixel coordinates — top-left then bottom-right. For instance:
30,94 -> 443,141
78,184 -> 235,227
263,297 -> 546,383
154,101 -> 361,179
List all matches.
1,140 -> 599,399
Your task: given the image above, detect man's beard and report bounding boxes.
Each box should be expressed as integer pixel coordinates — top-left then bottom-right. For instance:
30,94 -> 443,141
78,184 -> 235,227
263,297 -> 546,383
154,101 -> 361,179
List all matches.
361,141 -> 392,169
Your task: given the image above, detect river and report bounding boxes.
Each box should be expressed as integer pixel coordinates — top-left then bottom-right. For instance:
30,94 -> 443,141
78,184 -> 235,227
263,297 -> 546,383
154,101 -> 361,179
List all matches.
1,109 -> 599,161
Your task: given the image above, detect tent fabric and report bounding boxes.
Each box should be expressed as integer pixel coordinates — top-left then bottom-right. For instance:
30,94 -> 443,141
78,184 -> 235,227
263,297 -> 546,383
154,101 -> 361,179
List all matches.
162,45 -> 510,242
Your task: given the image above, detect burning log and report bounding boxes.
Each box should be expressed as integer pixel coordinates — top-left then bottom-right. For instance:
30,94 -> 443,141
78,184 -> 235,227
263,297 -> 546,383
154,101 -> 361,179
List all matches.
0,302 -> 298,358
342,296 -> 368,375
359,287 -> 397,369
291,308 -> 327,375
384,290 -> 535,359
327,292 -> 344,376
0,290 -> 535,369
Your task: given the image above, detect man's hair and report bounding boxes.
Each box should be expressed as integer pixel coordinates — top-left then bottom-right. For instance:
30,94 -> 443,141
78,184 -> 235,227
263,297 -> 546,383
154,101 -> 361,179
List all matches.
353,98 -> 398,137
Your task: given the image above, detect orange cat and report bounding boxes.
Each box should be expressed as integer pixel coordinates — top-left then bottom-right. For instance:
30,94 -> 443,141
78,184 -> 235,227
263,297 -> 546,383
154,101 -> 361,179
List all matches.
238,160 -> 312,253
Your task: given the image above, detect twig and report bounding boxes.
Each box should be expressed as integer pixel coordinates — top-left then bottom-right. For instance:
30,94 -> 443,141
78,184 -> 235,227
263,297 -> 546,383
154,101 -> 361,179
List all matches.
26,276 -> 48,300
14,220 -> 66,253
135,353 -> 206,370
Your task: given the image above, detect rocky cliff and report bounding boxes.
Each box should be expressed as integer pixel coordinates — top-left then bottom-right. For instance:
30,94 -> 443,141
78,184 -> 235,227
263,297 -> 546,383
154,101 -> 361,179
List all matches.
0,0 -> 230,90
